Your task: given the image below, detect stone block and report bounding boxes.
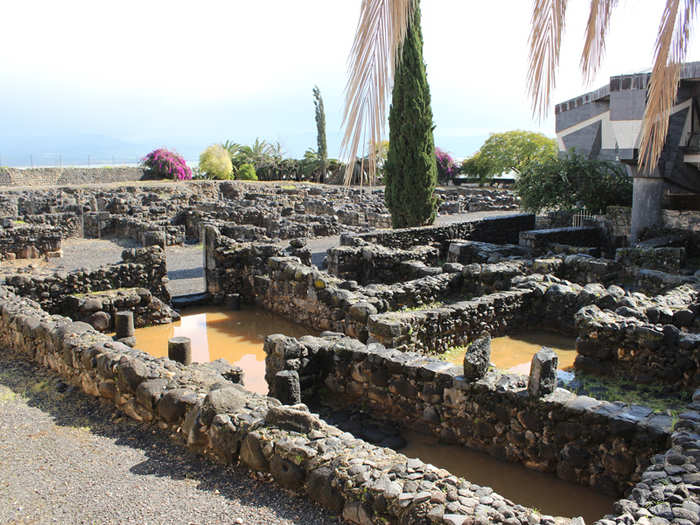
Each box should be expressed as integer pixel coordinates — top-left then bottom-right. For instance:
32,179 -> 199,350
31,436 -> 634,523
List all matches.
273,370 -> 301,405
463,334 -> 491,381
528,348 -> 558,397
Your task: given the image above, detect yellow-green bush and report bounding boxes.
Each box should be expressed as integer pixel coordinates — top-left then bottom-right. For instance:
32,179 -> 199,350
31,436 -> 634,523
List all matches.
199,144 -> 233,180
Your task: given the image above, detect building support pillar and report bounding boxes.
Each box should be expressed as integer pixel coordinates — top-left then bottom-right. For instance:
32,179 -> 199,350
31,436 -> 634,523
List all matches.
629,165 -> 665,242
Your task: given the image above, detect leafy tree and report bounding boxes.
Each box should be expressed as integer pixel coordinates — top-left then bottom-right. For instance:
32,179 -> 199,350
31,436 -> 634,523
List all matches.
465,130 -> 557,182
384,1 -> 437,228
460,151 -> 492,182
515,151 -> 632,214
313,86 -> 327,183
199,144 -> 233,180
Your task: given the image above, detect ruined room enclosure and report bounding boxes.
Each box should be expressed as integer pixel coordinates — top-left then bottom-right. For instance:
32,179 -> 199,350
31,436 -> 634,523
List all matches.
0,182 -> 698,524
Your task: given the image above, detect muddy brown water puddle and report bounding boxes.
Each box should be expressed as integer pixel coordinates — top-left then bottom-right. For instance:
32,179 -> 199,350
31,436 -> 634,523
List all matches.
402,431 -> 615,522
134,306 -> 314,395
446,331 -> 577,375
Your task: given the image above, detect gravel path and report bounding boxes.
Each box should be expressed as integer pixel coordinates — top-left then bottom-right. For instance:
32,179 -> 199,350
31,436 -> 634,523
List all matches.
0,353 -> 339,525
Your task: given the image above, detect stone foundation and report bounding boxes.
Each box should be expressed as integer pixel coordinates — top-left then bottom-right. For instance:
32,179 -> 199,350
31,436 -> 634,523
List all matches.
265,334 -> 674,496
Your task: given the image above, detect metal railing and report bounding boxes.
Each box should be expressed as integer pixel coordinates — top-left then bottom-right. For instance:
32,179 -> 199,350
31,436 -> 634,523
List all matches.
572,209 -> 593,227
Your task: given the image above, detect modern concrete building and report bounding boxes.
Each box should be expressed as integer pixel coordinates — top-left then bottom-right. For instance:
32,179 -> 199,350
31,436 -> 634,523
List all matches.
555,62 -> 700,240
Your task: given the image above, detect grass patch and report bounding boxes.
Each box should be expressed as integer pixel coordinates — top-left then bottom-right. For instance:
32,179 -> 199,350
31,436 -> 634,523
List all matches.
400,301 -> 444,312
72,287 -> 130,298
0,386 -> 18,402
562,370 -> 691,415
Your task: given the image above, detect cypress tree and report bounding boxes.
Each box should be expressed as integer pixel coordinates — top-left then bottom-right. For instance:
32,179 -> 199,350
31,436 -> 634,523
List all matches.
384,0 -> 437,228
313,85 -> 327,183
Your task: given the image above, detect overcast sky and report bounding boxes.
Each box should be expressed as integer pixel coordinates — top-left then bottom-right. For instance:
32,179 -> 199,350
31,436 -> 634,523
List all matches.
2,0 -> 700,166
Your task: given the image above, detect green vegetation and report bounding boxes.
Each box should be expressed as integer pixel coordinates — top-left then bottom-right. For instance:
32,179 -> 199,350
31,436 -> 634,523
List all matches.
563,370 -> 690,416
313,85 -> 327,183
236,163 -> 257,181
384,1 -> 437,228
199,144 -> 233,180
515,151 -> 632,214
400,301 -> 444,312
461,130 -> 557,183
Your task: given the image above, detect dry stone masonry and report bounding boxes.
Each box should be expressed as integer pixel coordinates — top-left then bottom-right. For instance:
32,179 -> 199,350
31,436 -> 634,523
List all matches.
1,179 -> 699,524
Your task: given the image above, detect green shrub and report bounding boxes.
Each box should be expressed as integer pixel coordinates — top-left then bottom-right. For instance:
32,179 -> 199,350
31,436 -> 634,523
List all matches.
515,151 -> 632,214
199,144 -> 233,180
236,163 -> 257,181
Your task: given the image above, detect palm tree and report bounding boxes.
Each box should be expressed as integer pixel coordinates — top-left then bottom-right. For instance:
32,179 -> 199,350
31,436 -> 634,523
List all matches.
342,0 -> 698,179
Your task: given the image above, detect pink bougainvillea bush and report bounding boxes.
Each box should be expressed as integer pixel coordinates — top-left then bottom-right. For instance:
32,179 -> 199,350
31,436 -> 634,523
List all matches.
142,148 -> 192,180
435,147 -> 458,184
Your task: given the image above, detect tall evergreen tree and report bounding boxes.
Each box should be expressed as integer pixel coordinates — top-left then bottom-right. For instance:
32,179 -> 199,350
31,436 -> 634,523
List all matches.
313,85 -> 327,183
384,1 -> 437,228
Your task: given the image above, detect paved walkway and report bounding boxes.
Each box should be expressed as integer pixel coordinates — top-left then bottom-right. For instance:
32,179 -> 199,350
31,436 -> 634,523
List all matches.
0,354 -> 338,525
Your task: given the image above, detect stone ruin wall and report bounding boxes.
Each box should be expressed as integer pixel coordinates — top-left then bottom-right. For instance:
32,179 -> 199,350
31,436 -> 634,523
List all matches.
0,260 -> 697,524
0,224 -> 63,260
264,334 -> 674,496
342,213 -> 536,255
0,167 -> 148,187
0,286 -> 550,525
205,219 -> 700,390
2,246 -> 171,312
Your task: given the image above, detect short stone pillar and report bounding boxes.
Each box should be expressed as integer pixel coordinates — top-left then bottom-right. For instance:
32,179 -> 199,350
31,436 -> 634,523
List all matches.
463,334 -> 491,381
114,311 -> 134,339
528,347 -> 558,397
168,336 -> 192,365
273,370 -> 301,405
226,293 -> 241,311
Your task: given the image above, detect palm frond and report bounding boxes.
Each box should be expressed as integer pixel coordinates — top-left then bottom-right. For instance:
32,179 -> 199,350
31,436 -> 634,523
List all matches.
340,0 -> 415,186
638,0 -> 698,172
527,0 -> 569,120
580,0 -> 618,84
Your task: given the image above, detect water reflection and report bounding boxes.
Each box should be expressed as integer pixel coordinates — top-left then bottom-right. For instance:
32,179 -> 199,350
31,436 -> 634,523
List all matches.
402,431 -> 614,523
446,331 -> 577,374
133,306 -> 315,395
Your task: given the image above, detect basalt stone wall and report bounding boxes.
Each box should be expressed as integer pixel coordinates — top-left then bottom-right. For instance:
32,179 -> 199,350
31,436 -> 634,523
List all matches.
60,287 -> 179,332
1,213 -> 83,239
446,240 -> 530,264
0,287 -> 552,525
3,246 -> 170,311
519,227 -> 602,251
0,167 -> 147,187
0,224 -> 62,260
595,393 -> 700,525
204,228 -> 462,339
366,274 -> 700,354
342,214 -> 536,255
435,187 -> 520,214
265,334 -> 673,496
662,208 -> 700,232
367,288 -> 535,353
616,246 -> 687,274
326,243 -> 440,284
575,305 -> 700,388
